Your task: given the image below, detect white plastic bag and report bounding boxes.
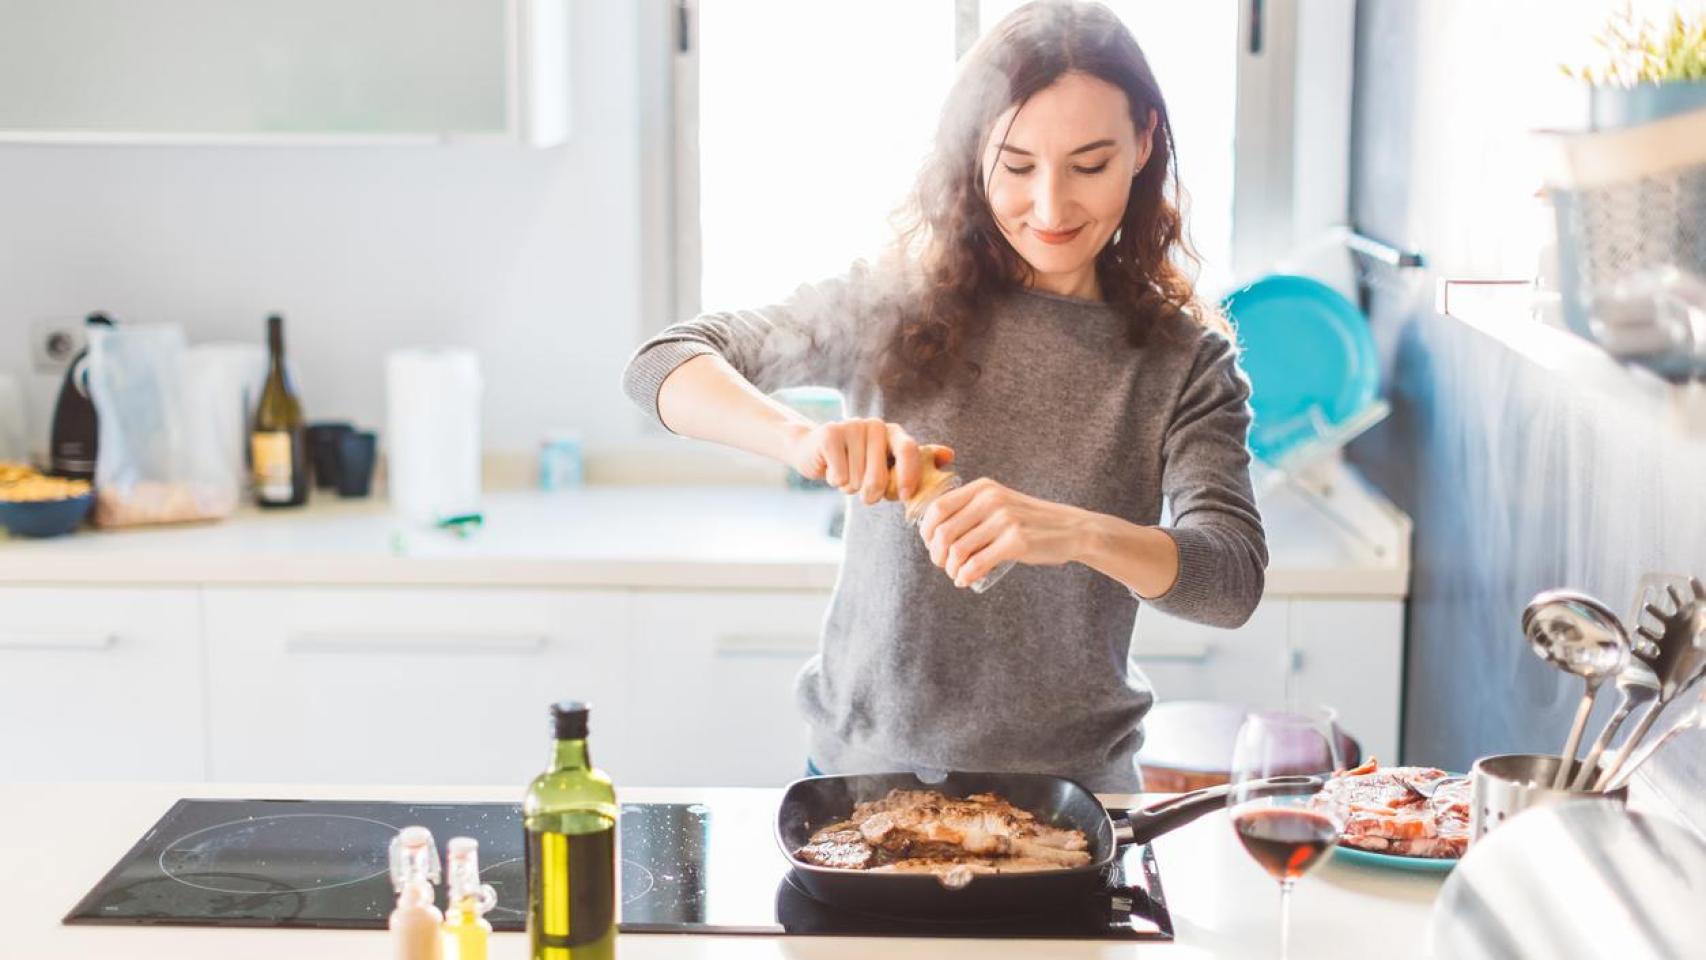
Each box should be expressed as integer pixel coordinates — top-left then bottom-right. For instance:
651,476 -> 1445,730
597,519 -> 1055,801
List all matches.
186,342 -> 268,507
86,325 -> 240,526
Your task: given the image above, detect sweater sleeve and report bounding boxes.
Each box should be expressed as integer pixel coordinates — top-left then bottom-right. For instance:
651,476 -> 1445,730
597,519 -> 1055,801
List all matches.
620,261 -> 895,428
1144,330 -> 1269,628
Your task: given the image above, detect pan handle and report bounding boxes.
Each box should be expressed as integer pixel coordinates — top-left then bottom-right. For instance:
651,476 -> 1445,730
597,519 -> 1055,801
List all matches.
1115,775 -> 1322,845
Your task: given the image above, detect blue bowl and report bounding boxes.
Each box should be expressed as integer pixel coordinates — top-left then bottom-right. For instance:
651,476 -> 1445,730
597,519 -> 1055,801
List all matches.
0,492 -> 94,538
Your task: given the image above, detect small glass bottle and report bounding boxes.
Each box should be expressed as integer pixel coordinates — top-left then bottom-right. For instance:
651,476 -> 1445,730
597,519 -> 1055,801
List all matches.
523,700 -> 618,960
388,826 -> 444,960
441,837 -> 497,960
904,468 -> 1015,594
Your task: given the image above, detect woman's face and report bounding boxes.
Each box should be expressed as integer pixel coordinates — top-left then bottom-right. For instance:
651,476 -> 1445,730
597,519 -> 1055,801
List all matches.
981,71 -> 1157,298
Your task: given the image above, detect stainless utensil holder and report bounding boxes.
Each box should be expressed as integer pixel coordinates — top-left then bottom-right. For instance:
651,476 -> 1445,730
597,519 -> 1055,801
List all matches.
1471,753 -> 1628,842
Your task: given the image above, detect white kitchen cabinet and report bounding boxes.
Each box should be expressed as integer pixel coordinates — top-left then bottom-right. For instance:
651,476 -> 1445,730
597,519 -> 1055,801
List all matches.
0,0 -> 569,145
203,586 -> 628,785
1288,599 -> 1404,764
624,591 -> 829,788
0,586 -> 204,781
1132,597 -> 1405,765
1131,599 -> 1292,712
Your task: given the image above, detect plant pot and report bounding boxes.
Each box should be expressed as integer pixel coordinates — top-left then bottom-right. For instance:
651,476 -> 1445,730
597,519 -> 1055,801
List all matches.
1590,81 -> 1706,130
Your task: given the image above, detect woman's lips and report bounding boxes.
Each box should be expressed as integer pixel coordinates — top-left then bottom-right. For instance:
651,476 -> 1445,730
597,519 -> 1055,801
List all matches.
1031,225 -> 1085,245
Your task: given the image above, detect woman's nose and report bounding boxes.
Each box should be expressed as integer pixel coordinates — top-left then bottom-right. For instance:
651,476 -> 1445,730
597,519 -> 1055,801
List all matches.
1031,169 -> 1068,227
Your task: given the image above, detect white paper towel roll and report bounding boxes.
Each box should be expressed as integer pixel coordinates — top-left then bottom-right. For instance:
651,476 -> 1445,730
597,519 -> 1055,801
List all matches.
385,348 -> 482,526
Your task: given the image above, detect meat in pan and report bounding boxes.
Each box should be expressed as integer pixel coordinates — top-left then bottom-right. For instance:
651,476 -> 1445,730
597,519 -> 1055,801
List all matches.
795,788 -> 1092,877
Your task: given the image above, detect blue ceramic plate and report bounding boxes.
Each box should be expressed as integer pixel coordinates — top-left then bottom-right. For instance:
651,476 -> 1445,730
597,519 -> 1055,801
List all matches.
1220,275 -> 1380,464
1332,843 -> 1457,873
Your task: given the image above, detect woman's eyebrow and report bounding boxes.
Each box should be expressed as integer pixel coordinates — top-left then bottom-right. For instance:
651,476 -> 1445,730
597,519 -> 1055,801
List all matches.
996,138 -> 1117,157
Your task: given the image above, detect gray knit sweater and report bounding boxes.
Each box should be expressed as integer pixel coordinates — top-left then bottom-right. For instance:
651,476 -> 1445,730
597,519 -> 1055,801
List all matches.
621,265 -> 1267,790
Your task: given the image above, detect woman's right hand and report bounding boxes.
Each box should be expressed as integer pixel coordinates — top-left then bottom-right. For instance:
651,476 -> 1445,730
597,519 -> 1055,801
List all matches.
783,419 -> 953,504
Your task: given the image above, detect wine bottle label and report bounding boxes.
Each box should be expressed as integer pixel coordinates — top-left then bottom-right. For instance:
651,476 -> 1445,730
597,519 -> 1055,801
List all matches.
251,431 -> 294,501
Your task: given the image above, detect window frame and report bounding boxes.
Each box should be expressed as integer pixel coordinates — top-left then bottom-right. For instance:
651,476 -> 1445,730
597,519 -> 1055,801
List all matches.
647,0 -> 1354,334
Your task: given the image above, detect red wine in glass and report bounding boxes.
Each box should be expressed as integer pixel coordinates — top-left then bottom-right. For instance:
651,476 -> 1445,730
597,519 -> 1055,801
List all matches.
1229,707 -> 1345,960
1233,807 -> 1339,881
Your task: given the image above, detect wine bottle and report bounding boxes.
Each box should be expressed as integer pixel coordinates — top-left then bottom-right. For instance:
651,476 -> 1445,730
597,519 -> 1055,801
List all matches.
523,701 -> 617,960
251,313 -> 307,507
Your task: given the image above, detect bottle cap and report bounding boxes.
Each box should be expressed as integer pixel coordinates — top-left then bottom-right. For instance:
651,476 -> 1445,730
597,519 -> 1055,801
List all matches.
388,825 -> 441,892
551,700 -> 590,740
444,836 -> 498,914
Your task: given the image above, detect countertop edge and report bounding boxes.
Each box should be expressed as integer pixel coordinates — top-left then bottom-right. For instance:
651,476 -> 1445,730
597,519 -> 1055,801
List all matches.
0,558 -> 1406,596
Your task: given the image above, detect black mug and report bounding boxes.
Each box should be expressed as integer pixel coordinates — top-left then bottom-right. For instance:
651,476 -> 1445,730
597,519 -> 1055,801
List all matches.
306,422 -> 352,490
335,431 -> 377,499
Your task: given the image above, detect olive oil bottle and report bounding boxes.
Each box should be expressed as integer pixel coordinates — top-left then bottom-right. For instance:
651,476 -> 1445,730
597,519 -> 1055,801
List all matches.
523,701 -> 617,960
251,313 -> 307,507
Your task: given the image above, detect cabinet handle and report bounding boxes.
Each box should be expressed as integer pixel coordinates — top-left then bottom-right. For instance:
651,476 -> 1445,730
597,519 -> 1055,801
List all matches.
712,634 -> 819,658
1137,642 -> 1213,662
0,633 -> 117,651
286,633 -> 546,655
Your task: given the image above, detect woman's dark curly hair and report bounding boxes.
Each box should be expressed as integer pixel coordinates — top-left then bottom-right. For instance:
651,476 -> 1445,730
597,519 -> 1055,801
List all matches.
880,0 -> 1212,395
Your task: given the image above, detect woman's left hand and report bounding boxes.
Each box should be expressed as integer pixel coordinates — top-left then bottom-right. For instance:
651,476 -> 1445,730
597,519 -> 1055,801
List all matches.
917,478 -> 1091,588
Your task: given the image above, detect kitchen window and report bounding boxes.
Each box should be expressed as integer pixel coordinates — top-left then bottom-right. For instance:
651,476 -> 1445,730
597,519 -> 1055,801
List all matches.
654,0 -> 1349,329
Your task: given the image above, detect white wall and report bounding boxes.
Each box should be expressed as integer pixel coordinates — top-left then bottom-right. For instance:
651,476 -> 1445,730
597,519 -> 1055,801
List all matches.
0,1 -> 652,461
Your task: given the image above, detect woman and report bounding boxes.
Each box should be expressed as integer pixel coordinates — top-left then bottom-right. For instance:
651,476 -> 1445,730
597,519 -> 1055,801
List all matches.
622,0 -> 1265,791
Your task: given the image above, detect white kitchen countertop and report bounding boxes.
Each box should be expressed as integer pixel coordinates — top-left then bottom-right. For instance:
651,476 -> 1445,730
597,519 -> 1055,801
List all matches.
0,474 -> 1409,596
6,781 -> 1445,959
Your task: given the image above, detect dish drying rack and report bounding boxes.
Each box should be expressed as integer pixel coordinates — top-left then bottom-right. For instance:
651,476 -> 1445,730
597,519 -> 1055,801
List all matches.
1544,106 -> 1706,383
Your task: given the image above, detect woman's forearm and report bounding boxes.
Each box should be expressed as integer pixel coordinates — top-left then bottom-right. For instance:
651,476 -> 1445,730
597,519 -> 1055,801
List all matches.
1074,510 -> 1181,600
654,353 -> 812,463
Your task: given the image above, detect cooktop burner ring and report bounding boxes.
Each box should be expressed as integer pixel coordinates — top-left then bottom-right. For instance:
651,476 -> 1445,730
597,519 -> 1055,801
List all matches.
158,813 -> 397,896
477,855 -> 659,918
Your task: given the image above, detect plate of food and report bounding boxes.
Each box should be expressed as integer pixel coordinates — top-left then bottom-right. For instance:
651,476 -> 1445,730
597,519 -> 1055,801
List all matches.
1311,759 -> 1467,872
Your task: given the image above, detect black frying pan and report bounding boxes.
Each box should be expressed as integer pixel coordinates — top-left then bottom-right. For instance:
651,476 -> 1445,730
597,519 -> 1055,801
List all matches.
775,770 -> 1316,917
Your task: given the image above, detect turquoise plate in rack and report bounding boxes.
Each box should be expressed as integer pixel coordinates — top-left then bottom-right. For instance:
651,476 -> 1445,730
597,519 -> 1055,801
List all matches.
1220,275 -> 1380,464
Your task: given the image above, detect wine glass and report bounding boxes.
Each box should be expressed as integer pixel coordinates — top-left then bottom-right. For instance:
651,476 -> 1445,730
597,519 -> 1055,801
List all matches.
1229,707 -> 1344,960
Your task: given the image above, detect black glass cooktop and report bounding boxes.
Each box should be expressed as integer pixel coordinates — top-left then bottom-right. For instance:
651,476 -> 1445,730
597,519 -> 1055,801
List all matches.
66,798 -> 1172,940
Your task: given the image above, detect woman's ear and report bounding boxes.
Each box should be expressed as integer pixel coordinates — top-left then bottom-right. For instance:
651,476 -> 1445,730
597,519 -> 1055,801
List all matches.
1133,107 -> 1159,176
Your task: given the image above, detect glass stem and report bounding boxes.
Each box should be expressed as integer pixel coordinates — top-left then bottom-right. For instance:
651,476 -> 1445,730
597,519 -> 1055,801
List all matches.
1278,878 -> 1295,960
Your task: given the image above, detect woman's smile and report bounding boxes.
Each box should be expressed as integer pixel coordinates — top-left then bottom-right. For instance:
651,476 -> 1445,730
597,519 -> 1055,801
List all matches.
1031,224 -> 1086,245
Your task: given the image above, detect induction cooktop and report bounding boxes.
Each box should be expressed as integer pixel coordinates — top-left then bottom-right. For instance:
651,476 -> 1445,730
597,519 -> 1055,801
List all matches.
66,798 -> 1172,940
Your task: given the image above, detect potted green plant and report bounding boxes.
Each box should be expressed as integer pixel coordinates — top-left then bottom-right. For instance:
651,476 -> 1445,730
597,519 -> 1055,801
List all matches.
1562,3 -> 1706,129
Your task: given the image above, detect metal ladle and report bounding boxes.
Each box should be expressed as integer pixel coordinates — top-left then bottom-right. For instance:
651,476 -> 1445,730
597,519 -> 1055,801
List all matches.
1523,590 -> 1632,790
